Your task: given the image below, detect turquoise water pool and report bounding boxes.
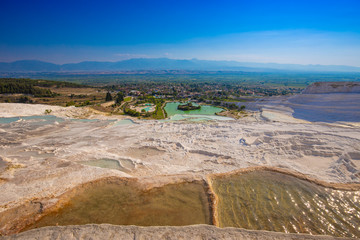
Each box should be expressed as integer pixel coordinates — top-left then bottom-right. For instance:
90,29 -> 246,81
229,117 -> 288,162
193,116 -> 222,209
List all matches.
0,115 -> 65,125
142,107 -> 152,112
163,102 -> 232,121
0,115 -> 133,126
0,117 -> 21,124
164,102 -> 224,116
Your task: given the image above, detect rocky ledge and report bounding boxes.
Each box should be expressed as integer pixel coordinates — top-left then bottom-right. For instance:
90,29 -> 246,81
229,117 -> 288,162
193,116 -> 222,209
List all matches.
1,224 -> 351,240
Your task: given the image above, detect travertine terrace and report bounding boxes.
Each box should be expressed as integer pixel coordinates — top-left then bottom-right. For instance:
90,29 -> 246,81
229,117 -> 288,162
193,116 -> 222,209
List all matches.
0,84 -> 359,239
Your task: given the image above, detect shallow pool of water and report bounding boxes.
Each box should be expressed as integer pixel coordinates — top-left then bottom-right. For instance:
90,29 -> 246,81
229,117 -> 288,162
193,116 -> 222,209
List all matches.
80,159 -> 122,170
25,179 -> 211,230
163,102 -> 232,121
166,114 -> 233,122
0,116 -> 134,127
0,115 -> 65,125
80,158 -> 135,173
119,158 -> 135,170
71,118 -> 99,122
0,117 -> 22,124
114,119 -> 135,125
211,170 -> 360,238
143,107 -> 151,112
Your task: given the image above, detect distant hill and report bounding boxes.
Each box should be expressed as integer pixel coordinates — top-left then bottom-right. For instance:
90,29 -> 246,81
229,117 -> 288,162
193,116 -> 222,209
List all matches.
1,58 -> 360,73
0,60 -> 60,72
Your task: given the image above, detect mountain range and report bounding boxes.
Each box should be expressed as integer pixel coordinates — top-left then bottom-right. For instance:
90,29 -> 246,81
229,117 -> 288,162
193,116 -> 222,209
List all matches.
1,58 -> 360,73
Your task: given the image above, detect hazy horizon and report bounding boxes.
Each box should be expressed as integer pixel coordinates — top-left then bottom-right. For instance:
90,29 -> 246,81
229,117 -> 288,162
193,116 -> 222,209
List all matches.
1,0 -> 360,67
2,57 -> 360,69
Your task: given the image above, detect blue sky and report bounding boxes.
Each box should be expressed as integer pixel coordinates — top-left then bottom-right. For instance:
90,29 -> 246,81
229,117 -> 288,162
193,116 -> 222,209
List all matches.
1,0 -> 360,66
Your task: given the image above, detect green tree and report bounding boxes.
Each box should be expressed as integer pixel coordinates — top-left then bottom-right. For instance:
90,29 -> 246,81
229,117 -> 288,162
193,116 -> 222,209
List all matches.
115,92 -> 124,104
105,92 -> 113,101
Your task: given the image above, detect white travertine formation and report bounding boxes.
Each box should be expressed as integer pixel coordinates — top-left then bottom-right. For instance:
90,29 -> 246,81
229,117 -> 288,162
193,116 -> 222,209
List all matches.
302,82 -> 360,94
0,100 -> 359,237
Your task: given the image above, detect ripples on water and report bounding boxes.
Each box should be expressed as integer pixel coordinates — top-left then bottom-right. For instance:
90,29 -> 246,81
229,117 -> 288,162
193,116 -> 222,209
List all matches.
25,180 -> 211,231
17,171 -> 360,237
212,171 -> 360,238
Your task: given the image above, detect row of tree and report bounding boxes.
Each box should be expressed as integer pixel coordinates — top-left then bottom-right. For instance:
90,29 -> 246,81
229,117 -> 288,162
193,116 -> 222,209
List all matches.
0,78 -> 85,88
0,82 -> 55,97
105,92 -> 124,104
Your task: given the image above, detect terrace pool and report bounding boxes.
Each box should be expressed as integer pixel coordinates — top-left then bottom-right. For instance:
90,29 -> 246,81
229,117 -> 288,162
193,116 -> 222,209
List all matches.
211,170 -> 360,238
24,179 -> 211,230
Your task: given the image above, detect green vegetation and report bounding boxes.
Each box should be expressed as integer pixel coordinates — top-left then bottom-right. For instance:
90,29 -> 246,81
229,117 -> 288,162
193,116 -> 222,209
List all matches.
0,79 -> 56,97
66,101 -> 76,106
115,92 -> 124,104
18,96 -> 33,103
105,92 -> 113,101
76,100 -> 92,107
44,109 -> 52,114
0,77 -> 84,88
177,102 -> 201,111
125,95 -> 166,119
0,78 -> 108,106
153,100 -> 166,119
124,108 -> 140,117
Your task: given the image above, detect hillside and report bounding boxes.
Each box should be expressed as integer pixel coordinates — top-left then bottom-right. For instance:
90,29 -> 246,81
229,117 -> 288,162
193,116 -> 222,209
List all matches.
1,59 -> 360,72
0,78 -> 106,106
